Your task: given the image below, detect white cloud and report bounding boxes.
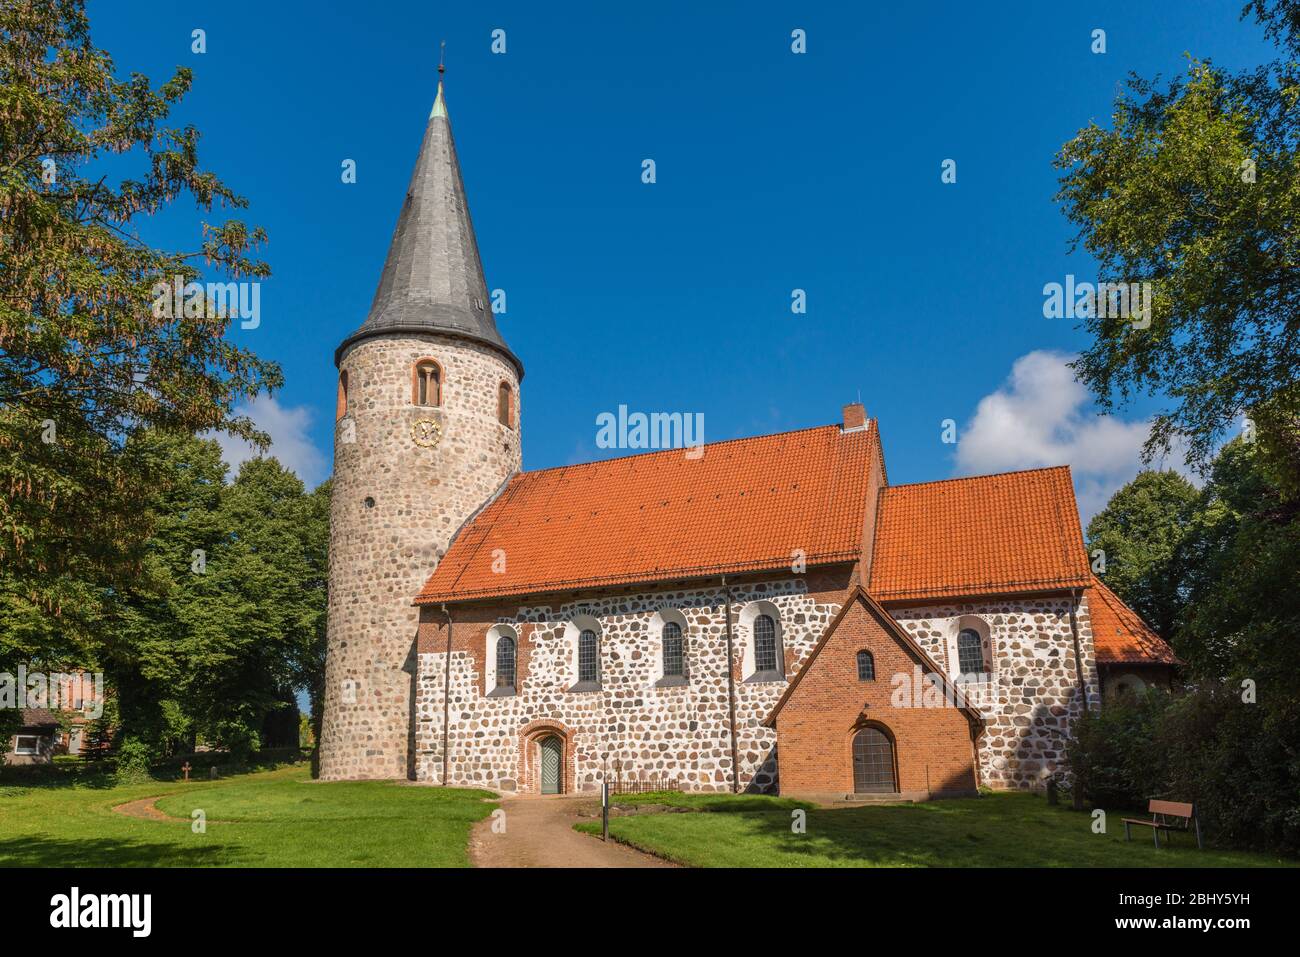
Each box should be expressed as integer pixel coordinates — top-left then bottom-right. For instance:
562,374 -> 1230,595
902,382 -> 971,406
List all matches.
210,394 -> 328,488
954,350 -> 1165,523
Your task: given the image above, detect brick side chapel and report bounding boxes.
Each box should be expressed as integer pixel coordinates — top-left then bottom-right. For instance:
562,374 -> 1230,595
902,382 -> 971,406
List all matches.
318,81 -> 1178,797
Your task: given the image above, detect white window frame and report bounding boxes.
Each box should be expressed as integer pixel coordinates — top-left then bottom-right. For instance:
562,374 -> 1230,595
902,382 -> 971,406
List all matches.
563,614 -> 603,690
14,734 -> 40,755
648,608 -> 690,687
738,600 -> 786,681
485,624 -> 520,695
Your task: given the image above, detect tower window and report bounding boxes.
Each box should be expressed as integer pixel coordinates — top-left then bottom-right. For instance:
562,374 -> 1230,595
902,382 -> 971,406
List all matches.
414,360 -> 441,407
336,370 -> 348,420
498,382 -> 513,429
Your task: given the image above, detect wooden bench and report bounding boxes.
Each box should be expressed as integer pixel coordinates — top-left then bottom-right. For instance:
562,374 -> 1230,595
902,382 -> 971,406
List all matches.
1123,800 -> 1202,849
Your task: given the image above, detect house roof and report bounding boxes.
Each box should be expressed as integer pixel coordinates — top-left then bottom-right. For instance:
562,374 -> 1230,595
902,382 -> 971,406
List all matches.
415,422 -> 878,604
1088,577 -> 1180,666
869,467 -> 1092,602
17,709 -> 58,729
763,585 -> 984,727
335,81 -> 521,375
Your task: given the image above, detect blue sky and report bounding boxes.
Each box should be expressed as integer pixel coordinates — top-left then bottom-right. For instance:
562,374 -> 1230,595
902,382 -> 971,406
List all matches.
91,0 -> 1272,521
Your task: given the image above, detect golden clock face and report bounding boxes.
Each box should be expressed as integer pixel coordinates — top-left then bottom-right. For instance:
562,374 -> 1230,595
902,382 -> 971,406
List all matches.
411,419 -> 442,448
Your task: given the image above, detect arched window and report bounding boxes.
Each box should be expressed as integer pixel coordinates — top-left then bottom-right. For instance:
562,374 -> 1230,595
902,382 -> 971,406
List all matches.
578,629 -> 599,684
495,635 -> 516,691
662,621 -> 684,678
498,382 -> 513,428
957,628 -> 986,678
336,370 -> 348,420
857,649 -> 875,681
414,360 -> 441,407
754,614 -> 778,673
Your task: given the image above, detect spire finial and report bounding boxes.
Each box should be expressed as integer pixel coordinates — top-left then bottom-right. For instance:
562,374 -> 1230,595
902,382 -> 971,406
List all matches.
432,41 -> 448,118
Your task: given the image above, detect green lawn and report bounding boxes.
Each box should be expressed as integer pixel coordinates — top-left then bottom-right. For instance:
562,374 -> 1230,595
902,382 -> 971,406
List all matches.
576,791 -> 1298,868
0,764 -> 496,867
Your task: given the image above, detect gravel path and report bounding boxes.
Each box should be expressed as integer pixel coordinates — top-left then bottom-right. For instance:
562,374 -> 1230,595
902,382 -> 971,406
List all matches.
470,796 -> 677,868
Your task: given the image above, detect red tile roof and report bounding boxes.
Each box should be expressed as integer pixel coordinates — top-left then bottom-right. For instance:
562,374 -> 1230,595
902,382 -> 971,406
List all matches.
416,423 -> 878,604
1087,577 -> 1179,666
869,467 -> 1092,602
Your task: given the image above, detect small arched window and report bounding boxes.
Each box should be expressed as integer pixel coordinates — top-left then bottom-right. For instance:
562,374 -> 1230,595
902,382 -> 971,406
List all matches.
414,360 -> 441,407
498,382 -> 513,429
754,614 -> 778,673
578,629 -> 599,684
857,650 -> 875,681
662,621 -> 684,678
336,370 -> 348,420
495,635 -> 516,691
957,628 -> 986,678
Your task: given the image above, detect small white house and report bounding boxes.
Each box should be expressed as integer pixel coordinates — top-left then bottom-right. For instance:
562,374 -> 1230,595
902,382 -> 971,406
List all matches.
5,709 -> 59,765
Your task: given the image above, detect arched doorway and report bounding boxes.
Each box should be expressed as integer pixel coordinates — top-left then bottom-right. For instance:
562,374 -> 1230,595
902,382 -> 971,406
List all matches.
540,736 -> 563,794
852,726 -> 897,793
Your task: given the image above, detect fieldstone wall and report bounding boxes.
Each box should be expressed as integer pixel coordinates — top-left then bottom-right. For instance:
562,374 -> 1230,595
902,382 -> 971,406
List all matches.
319,333 -> 521,781
414,576 -> 845,793
889,596 -> 1099,790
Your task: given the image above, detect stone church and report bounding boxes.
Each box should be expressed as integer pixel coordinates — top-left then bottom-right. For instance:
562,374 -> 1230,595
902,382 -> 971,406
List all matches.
318,81 -> 1177,798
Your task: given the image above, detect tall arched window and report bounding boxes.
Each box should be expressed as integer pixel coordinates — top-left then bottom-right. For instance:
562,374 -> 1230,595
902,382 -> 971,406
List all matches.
495,635 -> 516,691
578,629 -> 599,684
754,614 -> 778,673
414,360 -> 441,407
957,628 -> 986,678
336,370 -> 348,420
857,649 -> 875,681
662,621 -> 684,678
498,382 -> 513,428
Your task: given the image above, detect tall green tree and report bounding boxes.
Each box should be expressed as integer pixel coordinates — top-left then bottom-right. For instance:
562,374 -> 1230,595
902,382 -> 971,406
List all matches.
0,0 -> 280,655
104,435 -> 330,761
1055,1 -> 1300,484
1072,440 -> 1300,851
1176,438 -> 1300,685
1085,470 -> 1200,638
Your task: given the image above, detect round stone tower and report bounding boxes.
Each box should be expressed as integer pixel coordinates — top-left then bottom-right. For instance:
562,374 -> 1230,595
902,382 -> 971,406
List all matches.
319,80 -> 523,780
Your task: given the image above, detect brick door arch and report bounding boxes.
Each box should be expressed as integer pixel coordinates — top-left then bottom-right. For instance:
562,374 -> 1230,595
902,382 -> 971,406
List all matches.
519,720 -> 575,794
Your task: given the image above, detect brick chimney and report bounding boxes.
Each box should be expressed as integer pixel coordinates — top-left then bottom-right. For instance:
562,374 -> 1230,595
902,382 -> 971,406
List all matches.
842,402 -> 866,432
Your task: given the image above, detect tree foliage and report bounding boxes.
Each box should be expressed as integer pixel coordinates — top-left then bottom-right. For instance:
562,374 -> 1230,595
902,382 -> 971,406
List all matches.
1075,439 -> 1300,852
1055,1 -> 1300,481
1085,470 -> 1200,638
103,435 -> 329,762
0,0 -> 280,644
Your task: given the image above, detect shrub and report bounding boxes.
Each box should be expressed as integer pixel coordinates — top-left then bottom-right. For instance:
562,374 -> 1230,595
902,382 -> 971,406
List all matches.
112,736 -> 155,784
1068,685 -> 1300,853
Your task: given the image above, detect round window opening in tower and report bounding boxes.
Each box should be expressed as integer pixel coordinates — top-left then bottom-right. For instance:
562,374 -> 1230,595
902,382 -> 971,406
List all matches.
363,496 -> 376,509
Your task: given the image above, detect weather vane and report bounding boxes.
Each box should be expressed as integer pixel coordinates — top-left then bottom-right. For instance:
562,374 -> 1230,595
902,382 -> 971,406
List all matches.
438,40 -> 446,78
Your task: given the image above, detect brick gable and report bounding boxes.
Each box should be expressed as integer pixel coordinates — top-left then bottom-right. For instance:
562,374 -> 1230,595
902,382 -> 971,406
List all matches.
767,588 -> 980,799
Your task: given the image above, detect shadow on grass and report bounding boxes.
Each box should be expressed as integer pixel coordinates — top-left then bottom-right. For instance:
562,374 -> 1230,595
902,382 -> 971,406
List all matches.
593,794 -> 1289,868
0,834 -> 228,868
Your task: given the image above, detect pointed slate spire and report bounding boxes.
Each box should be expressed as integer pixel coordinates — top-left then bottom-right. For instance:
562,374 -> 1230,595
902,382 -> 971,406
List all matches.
336,76 -> 521,376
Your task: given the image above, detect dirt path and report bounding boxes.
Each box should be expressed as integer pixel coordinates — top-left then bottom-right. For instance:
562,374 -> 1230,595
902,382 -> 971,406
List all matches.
470,796 -> 677,868
112,795 -> 187,822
